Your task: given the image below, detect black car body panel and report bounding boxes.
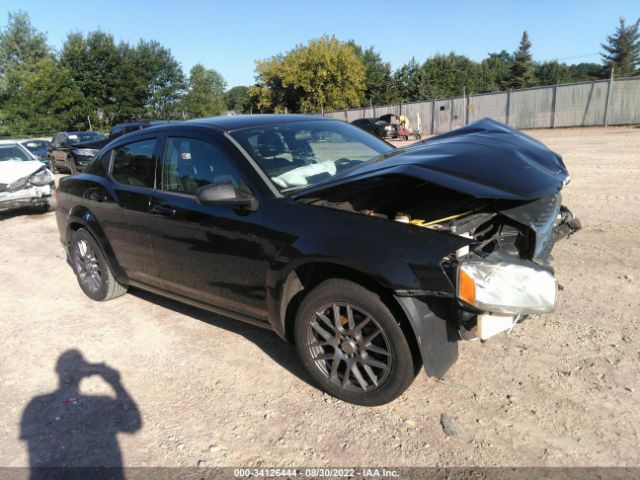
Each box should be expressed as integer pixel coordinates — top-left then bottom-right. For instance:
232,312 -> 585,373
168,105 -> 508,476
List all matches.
55,116 -> 578,383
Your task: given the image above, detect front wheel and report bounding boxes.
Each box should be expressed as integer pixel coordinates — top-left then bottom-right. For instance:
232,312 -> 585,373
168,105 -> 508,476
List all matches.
68,157 -> 77,175
71,228 -> 127,301
294,279 -> 416,406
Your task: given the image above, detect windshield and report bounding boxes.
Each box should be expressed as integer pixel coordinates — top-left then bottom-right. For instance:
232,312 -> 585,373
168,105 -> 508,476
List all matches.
22,140 -> 50,151
68,132 -> 105,145
0,144 -> 33,162
230,120 -> 393,192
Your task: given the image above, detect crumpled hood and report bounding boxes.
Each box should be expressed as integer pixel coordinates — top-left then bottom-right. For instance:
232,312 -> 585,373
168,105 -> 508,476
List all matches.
0,160 -> 45,184
295,118 -> 569,201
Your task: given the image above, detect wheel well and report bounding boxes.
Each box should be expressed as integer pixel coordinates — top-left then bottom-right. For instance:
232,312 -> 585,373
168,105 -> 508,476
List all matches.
66,222 -> 84,248
281,263 -> 422,371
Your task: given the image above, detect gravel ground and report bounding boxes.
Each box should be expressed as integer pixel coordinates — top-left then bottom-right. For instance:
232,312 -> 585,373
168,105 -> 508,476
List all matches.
0,126 -> 639,469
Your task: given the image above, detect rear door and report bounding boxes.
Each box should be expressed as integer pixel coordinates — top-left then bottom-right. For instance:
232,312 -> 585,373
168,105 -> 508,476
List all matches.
149,131 -> 268,319
96,135 -> 163,287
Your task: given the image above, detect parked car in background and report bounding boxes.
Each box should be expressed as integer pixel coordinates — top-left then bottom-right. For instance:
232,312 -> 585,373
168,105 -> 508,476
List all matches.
0,140 -> 56,213
352,116 -> 399,139
22,139 -> 54,171
109,120 -> 170,141
70,120 -> 173,153
48,131 -> 106,174
350,118 -> 389,139
55,115 -> 579,406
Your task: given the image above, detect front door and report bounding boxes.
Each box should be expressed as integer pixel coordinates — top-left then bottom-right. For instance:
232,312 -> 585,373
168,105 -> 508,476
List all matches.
149,134 -> 268,320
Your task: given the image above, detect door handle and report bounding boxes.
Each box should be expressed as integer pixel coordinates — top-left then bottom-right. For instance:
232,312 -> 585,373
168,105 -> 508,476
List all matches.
150,204 -> 176,216
88,190 -> 107,202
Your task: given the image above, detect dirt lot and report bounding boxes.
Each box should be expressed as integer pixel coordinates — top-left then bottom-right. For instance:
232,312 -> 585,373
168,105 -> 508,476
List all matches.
1,126 -> 639,469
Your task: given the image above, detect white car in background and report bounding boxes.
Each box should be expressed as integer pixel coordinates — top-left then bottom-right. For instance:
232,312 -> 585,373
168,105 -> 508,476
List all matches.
0,140 -> 56,214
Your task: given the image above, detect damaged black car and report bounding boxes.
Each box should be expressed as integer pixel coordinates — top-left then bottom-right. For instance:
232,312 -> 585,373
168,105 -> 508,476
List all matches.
55,116 -> 580,406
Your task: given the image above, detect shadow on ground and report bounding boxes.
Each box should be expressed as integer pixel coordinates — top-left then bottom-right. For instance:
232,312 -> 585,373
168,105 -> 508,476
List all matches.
130,288 -> 314,388
20,350 -> 141,480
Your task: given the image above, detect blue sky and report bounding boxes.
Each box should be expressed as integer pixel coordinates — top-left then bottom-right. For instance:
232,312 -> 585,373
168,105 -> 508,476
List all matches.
2,0 -> 639,87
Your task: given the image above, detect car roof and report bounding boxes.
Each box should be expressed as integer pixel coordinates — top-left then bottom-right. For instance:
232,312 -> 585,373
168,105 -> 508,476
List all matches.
183,114 -> 332,131
112,120 -> 170,128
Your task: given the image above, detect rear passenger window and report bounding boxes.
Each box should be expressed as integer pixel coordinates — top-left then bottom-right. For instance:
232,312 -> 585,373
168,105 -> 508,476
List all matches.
161,137 -> 242,195
111,139 -> 156,188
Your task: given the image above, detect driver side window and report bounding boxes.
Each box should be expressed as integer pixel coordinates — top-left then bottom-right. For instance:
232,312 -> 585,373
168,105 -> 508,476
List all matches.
161,137 -> 242,195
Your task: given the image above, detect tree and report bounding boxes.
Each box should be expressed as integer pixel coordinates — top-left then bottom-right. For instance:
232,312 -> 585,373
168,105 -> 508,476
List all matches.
508,31 -> 536,88
394,58 -> 427,102
133,40 -> 186,119
534,60 -> 574,85
568,63 -> 605,81
479,50 -> 513,92
225,86 -> 251,113
348,42 -> 396,105
421,53 -> 483,99
601,17 -> 640,77
182,64 -> 227,118
0,10 -> 53,133
60,31 -> 121,125
254,36 -> 365,112
0,11 -> 50,77
2,57 -> 87,135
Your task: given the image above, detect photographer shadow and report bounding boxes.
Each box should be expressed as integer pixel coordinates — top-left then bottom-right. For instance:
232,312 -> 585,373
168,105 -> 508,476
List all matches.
20,350 -> 141,480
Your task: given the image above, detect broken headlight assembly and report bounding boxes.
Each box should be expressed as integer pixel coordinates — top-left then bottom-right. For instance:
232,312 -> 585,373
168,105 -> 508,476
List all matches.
29,168 -> 55,186
457,261 -> 557,314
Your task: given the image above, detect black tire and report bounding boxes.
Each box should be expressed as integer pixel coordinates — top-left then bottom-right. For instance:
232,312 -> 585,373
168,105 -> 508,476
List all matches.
68,157 -> 77,175
70,228 -> 127,301
294,279 -> 416,406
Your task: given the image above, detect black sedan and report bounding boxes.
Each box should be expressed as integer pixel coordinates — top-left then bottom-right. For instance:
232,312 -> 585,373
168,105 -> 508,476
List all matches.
49,131 -> 106,174
55,115 -> 579,405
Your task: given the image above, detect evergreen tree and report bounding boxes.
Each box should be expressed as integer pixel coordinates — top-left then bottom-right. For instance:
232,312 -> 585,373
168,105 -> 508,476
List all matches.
601,17 -> 640,77
507,31 -> 536,88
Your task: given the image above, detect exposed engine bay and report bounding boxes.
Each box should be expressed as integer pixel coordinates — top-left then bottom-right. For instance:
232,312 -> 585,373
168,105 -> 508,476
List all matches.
301,174 -> 580,263
300,174 -> 581,341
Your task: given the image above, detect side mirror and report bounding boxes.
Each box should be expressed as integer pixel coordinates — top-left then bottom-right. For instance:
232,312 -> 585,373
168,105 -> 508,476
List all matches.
60,141 -> 68,148
196,181 -> 258,211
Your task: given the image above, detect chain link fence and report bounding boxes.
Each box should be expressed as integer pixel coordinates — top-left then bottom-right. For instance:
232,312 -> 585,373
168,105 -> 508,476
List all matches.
323,76 -> 640,133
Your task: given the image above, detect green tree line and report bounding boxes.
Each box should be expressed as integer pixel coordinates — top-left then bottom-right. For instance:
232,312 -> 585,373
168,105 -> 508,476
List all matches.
0,11 -> 638,135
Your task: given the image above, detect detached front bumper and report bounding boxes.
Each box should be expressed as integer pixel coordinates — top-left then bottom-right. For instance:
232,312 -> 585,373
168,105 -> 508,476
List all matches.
0,184 -> 53,212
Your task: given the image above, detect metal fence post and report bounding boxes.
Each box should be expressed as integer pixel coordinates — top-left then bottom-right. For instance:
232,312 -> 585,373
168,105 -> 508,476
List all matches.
551,84 -> 558,128
506,90 -> 511,126
604,69 -> 614,127
431,101 -> 436,134
449,98 -> 454,131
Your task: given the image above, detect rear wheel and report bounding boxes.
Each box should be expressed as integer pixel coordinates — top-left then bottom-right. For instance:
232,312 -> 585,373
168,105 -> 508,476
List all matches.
71,228 -> 127,301
294,279 -> 416,406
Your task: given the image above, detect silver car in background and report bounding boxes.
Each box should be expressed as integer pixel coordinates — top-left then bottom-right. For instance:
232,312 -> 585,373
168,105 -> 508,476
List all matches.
0,140 -> 56,214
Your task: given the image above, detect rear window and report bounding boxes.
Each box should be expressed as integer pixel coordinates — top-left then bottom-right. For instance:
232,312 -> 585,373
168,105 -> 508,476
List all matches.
110,139 -> 156,188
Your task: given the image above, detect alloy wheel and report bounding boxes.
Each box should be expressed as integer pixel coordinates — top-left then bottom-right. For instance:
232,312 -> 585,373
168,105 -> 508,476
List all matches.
306,303 -> 392,392
74,239 -> 102,292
